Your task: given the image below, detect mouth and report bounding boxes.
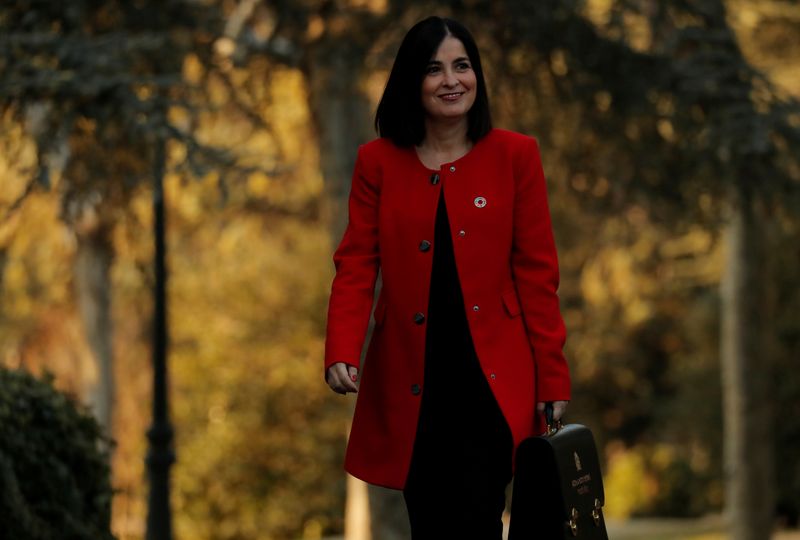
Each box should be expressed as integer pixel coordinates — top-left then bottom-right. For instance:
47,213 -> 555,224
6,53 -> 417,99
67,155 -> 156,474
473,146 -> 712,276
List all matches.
438,92 -> 465,101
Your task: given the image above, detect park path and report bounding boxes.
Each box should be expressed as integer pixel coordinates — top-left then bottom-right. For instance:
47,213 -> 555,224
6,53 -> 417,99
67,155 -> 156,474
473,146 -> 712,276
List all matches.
322,513 -> 800,540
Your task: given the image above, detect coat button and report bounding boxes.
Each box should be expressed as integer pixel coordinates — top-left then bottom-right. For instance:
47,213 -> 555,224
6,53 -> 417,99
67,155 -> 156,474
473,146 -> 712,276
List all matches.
419,240 -> 431,252
449,165 -> 456,172
458,230 -> 466,237
430,173 -> 440,185
413,312 -> 425,324
473,304 -> 480,312
490,373 -> 496,380
411,383 -> 421,395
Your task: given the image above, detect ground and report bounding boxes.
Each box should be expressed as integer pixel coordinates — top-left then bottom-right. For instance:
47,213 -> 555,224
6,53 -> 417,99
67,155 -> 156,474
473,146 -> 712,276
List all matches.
321,514 -> 800,540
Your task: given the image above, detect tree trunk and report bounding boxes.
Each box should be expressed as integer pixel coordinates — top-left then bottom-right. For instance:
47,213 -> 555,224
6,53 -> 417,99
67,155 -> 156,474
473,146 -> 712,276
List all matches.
305,42 -> 373,241
305,38 -> 382,540
720,180 -> 775,539
73,209 -> 115,434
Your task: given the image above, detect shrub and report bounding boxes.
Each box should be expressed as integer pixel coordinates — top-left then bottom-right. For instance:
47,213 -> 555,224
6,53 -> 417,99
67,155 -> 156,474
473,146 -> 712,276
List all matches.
0,368 -> 115,539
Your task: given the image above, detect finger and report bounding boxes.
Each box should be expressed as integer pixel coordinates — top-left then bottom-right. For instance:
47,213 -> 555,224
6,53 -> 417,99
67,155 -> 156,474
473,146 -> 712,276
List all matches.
535,402 -> 546,412
347,365 -> 359,382
327,366 -> 349,394
332,380 -> 349,395
334,365 -> 358,393
327,377 -> 346,394
553,402 -> 568,420
328,383 -> 347,394
347,366 -> 360,390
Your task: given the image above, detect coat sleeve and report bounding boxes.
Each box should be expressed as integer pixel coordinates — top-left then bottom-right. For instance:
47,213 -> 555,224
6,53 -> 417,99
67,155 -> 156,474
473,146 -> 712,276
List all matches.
324,144 -> 381,376
511,136 -> 571,402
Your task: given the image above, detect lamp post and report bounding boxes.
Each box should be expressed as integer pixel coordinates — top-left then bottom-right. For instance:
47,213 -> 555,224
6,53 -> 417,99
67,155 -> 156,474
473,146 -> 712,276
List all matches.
146,131 -> 175,540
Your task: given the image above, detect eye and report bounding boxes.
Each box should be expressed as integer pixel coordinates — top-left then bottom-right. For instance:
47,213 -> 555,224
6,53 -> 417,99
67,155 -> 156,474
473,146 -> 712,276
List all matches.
426,65 -> 441,74
456,61 -> 471,71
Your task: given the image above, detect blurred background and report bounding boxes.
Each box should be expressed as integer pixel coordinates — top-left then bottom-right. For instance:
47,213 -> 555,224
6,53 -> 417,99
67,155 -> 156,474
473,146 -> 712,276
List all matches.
0,1 -> 798,539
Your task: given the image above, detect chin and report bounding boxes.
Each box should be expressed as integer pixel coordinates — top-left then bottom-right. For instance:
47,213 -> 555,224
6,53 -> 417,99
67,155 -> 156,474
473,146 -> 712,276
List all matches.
428,103 -> 472,118
438,109 -> 471,120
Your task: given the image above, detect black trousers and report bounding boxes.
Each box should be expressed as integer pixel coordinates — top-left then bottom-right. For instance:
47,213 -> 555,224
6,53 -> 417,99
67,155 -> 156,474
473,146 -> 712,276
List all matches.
402,371 -> 514,539
402,188 -> 514,539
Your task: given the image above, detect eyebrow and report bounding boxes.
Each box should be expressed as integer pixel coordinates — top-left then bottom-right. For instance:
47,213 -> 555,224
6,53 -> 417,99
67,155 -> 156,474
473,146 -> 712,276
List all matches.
427,56 -> 471,65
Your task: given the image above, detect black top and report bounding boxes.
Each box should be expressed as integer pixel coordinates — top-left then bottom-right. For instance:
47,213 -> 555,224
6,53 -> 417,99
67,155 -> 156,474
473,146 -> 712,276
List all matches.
417,187 -> 511,440
425,188 -> 476,385
404,184 -> 513,528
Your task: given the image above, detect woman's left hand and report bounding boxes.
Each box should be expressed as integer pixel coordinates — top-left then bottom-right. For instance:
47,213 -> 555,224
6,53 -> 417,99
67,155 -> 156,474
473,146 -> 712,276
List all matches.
536,400 -> 569,422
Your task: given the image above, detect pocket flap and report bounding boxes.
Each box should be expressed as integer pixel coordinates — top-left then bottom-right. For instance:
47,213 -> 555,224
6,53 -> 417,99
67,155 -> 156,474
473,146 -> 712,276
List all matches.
502,289 -> 522,317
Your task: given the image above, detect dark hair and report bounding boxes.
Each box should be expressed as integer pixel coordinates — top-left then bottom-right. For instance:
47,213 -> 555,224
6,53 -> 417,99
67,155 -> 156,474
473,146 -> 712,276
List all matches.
375,16 -> 492,147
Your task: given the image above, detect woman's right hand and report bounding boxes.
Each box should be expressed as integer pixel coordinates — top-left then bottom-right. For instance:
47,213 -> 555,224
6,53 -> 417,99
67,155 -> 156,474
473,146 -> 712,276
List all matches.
326,362 -> 359,395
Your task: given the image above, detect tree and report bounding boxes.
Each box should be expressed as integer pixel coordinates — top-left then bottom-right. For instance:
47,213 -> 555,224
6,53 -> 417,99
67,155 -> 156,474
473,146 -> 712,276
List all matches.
221,3 -> 417,537
224,1 -> 800,535
0,0 -> 249,433
498,0 -> 800,536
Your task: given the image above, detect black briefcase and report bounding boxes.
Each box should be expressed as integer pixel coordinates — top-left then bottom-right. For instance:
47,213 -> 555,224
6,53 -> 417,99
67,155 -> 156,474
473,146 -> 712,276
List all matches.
509,405 -> 609,539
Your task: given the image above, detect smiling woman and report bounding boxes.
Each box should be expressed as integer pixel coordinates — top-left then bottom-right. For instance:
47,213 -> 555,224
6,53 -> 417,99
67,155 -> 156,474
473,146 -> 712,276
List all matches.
420,38 -> 477,123
324,15 -> 571,539
372,16 -> 492,150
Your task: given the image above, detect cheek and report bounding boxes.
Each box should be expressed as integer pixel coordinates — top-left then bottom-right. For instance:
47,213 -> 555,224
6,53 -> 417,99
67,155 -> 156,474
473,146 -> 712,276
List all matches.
421,80 -> 437,100
465,73 -> 478,90
465,93 -> 477,111
465,77 -> 478,102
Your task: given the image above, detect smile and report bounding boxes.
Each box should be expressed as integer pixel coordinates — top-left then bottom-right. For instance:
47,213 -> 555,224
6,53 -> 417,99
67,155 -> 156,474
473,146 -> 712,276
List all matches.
438,92 -> 465,101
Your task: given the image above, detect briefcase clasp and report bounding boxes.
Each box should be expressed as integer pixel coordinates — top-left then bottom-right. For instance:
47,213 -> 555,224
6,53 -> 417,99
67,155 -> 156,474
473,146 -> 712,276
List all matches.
545,419 -> 563,436
568,507 -> 579,536
592,498 -> 603,526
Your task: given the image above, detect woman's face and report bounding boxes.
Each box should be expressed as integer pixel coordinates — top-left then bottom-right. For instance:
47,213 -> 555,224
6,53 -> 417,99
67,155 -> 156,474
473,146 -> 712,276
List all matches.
420,36 -> 477,123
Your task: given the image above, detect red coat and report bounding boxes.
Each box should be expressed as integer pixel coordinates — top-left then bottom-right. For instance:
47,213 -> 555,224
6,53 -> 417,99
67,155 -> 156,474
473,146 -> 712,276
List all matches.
325,128 -> 571,489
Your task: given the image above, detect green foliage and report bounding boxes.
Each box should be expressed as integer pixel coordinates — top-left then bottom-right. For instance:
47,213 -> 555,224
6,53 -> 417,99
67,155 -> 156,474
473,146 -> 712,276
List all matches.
0,368 -> 114,540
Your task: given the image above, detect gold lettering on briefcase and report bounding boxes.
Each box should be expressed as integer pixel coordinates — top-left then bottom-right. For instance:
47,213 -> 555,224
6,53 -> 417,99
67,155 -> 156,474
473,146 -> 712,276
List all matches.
571,474 -> 592,487
574,451 -> 582,472
572,473 -> 592,495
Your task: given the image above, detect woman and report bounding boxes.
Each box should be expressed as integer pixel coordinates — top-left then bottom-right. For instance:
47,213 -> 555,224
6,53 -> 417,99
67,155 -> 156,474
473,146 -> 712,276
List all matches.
324,15 -> 570,538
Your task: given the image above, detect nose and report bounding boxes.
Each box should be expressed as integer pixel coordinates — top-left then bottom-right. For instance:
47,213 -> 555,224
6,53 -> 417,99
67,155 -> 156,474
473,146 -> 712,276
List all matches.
443,68 -> 458,87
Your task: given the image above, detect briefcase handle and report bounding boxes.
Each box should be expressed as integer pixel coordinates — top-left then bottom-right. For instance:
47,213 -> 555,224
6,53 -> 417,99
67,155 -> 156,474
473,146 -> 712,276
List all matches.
544,402 -> 563,436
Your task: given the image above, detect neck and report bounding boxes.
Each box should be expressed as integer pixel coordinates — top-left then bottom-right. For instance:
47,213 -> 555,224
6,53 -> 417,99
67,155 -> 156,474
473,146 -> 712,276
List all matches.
419,116 -> 470,153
